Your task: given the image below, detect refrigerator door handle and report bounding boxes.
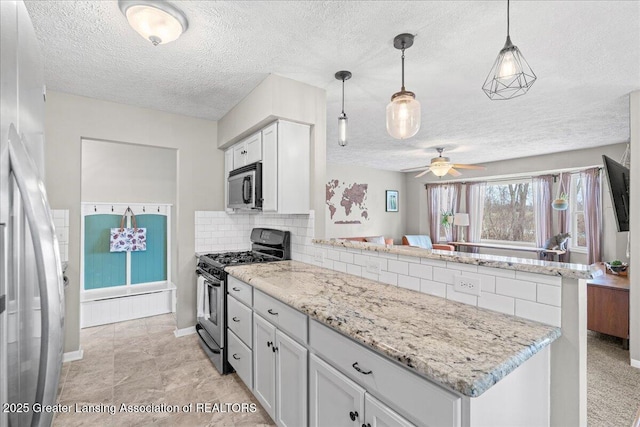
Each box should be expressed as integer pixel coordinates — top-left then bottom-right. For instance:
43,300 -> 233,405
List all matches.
7,124 -> 64,426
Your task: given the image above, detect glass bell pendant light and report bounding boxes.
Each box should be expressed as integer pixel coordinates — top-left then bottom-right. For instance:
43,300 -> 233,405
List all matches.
482,0 -> 536,99
335,71 -> 352,147
387,34 -> 421,139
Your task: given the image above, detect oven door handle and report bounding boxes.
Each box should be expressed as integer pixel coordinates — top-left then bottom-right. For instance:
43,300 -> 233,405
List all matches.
195,324 -> 220,354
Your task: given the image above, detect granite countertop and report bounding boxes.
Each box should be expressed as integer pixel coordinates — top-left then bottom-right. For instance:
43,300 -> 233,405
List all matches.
226,260 -> 561,398
313,238 -> 593,280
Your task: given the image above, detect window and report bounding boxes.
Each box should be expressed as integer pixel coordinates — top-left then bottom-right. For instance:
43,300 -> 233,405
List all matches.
570,174 -> 587,251
482,180 -> 535,243
437,186 -> 454,242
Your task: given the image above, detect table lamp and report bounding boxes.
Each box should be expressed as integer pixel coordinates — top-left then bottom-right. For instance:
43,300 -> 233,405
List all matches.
454,213 -> 470,242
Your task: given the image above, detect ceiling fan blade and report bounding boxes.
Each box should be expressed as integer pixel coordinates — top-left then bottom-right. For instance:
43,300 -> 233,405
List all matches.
451,164 -> 486,170
401,166 -> 429,172
448,168 -> 462,177
415,169 -> 432,178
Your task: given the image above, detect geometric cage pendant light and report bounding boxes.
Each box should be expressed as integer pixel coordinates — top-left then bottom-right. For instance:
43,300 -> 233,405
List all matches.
335,70 -> 352,147
118,0 -> 189,46
482,0 -> 537,100
386,33 -> 421,139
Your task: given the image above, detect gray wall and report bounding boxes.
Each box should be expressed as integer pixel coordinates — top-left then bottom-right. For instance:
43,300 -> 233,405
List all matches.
45,91 -> 219,353
325,164 -> 407,244
405,143 -> 629,263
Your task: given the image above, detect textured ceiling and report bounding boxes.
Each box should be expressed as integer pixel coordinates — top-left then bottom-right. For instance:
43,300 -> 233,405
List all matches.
25,1 -> 640,171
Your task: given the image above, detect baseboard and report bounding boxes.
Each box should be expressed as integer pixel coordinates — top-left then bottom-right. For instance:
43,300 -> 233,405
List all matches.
174,326 -> 196,337
63,348 -> 84,363
631,358 -> 640,369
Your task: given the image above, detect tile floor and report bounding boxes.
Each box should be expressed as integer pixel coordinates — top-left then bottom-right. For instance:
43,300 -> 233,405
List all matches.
54,314 -> 275,426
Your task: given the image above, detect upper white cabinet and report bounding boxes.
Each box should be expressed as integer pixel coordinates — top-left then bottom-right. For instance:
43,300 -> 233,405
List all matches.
232,131 -> 262,170
224,120 -> 310,214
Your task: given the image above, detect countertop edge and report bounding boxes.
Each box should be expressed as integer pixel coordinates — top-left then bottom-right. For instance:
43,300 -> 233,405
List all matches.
312,239 -> 592,280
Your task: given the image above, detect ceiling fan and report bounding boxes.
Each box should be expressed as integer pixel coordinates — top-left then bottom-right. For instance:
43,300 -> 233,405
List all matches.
402,148 -> 486,178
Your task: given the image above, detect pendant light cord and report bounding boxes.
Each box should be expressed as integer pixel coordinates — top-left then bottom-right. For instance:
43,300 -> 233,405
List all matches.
401,43 -> 406,91
341,78 -> 345,114
506,0 -> 510,37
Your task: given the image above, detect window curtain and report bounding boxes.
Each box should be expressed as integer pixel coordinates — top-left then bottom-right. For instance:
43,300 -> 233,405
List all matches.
582,167 -> 602,264
557,173 -> 572,262
446,183 -> 463,242
465,182 -> 486,253
533,175 -> 553,257
426,184 -> 441,242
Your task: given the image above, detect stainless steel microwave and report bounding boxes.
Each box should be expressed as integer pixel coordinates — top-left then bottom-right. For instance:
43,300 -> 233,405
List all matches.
228,162 -> 262,210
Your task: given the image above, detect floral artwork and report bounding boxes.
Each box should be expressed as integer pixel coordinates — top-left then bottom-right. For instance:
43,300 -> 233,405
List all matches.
109,227 -> 147,252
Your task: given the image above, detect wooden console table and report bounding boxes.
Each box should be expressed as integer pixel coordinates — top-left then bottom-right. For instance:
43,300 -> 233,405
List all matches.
587,263 -> 630,349
448,241 -> 566,260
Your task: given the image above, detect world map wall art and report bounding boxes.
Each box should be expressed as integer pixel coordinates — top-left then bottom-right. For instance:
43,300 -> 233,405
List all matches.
326,179 -> 369,224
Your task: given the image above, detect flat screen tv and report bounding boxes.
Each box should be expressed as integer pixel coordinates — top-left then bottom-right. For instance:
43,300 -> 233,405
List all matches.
602,155 -> 630,232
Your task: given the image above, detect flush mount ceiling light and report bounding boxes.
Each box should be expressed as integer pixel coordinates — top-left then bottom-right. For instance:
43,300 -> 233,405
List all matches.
335,71 -> 352,147
387,33 -> 421,140
482,0 -> 536,99
118,0 -> 188,46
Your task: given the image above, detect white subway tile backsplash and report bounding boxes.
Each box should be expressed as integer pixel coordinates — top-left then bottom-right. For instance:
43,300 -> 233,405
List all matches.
446,285 -> 478,306
433,267 -> 457,285
478,292 -> 515,315
398,255 -> 420,263
339,252 -> 354,264
379,271 -> 398,286
420,258 -> 447,268
515,299 -> 561,327
398,275 -> 420,292
537,284 -> 562,307
327,250 -> 340,261
408,263 -> 433,280
495,277 -> 537,301
333,261 -> 347,273
347,264 -> 362,277
420,280 -> 447,298
478,266 -> 516,279
446,262 -> 479,273
361,270 -> 379,281
515,271 -> 562,286
387,260 -> 409,275
353,254 -> 368,266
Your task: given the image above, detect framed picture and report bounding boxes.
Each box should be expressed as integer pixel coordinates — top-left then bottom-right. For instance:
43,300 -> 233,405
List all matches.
386,190 -> 399,212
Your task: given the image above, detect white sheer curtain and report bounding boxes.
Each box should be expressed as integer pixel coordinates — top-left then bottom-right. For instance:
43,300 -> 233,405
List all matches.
557,173 -> 572,262
533,175 -> 553,254
582,168 -> 602,264
448,183 -> 463,242
465,182 -> 486,253
426,184 -> 441,241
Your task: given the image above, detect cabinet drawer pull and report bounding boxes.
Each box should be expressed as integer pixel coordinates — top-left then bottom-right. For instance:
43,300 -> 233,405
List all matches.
272,345 -> 278,353
232,317 -> 240,322
362,424 -> 371,427
267,341 -> 273,348
267,309 -> 278,316
349,411 -> 359,421
352,362 -> 372,375
232,287 -> 241,291
232,354 -> 240,360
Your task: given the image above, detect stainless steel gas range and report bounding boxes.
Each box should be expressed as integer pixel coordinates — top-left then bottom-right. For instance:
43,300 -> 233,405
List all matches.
195,228 -> 290,374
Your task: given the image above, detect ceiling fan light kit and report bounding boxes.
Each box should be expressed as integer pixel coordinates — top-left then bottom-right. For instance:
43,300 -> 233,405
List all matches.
402,148 -> 486,178
118,0 -> 188,46
335,70 -> 352,147
387,33 -> 421,140
482,0 -> 536,100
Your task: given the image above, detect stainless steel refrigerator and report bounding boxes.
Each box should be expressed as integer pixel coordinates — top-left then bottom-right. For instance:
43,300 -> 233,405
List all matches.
1,1 -> 65,426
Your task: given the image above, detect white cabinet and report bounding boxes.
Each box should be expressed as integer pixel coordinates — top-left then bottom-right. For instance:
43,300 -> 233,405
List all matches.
261,120 -> 310,214
364,394 -> 414,427
309,354 -> 365,427
253,314 -> 276,419
253,313 -> 308,427
232,131 -> 262,170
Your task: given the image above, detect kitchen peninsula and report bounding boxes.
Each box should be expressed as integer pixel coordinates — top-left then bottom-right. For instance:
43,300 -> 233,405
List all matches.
226,260 -> 562,426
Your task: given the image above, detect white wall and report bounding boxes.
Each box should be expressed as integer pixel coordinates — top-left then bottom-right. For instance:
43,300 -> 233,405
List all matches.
325,164 -> 407,244
405,143 -> 629,263
45,91 -> 219,352
629,91 -> 639,367
81,139 -> 177,204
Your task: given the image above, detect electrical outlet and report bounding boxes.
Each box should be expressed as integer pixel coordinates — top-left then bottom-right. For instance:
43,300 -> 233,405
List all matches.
366,259 -> 380,275
454,275 -> 481,296
314,250 -> 324,263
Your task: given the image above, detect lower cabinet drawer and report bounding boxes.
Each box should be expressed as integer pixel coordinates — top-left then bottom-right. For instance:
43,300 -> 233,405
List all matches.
309,320 -> 461,427
228,295 -> 252,348
228,276 -> 253,306
228,329 -> 253,389
254,290 -> 307,344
